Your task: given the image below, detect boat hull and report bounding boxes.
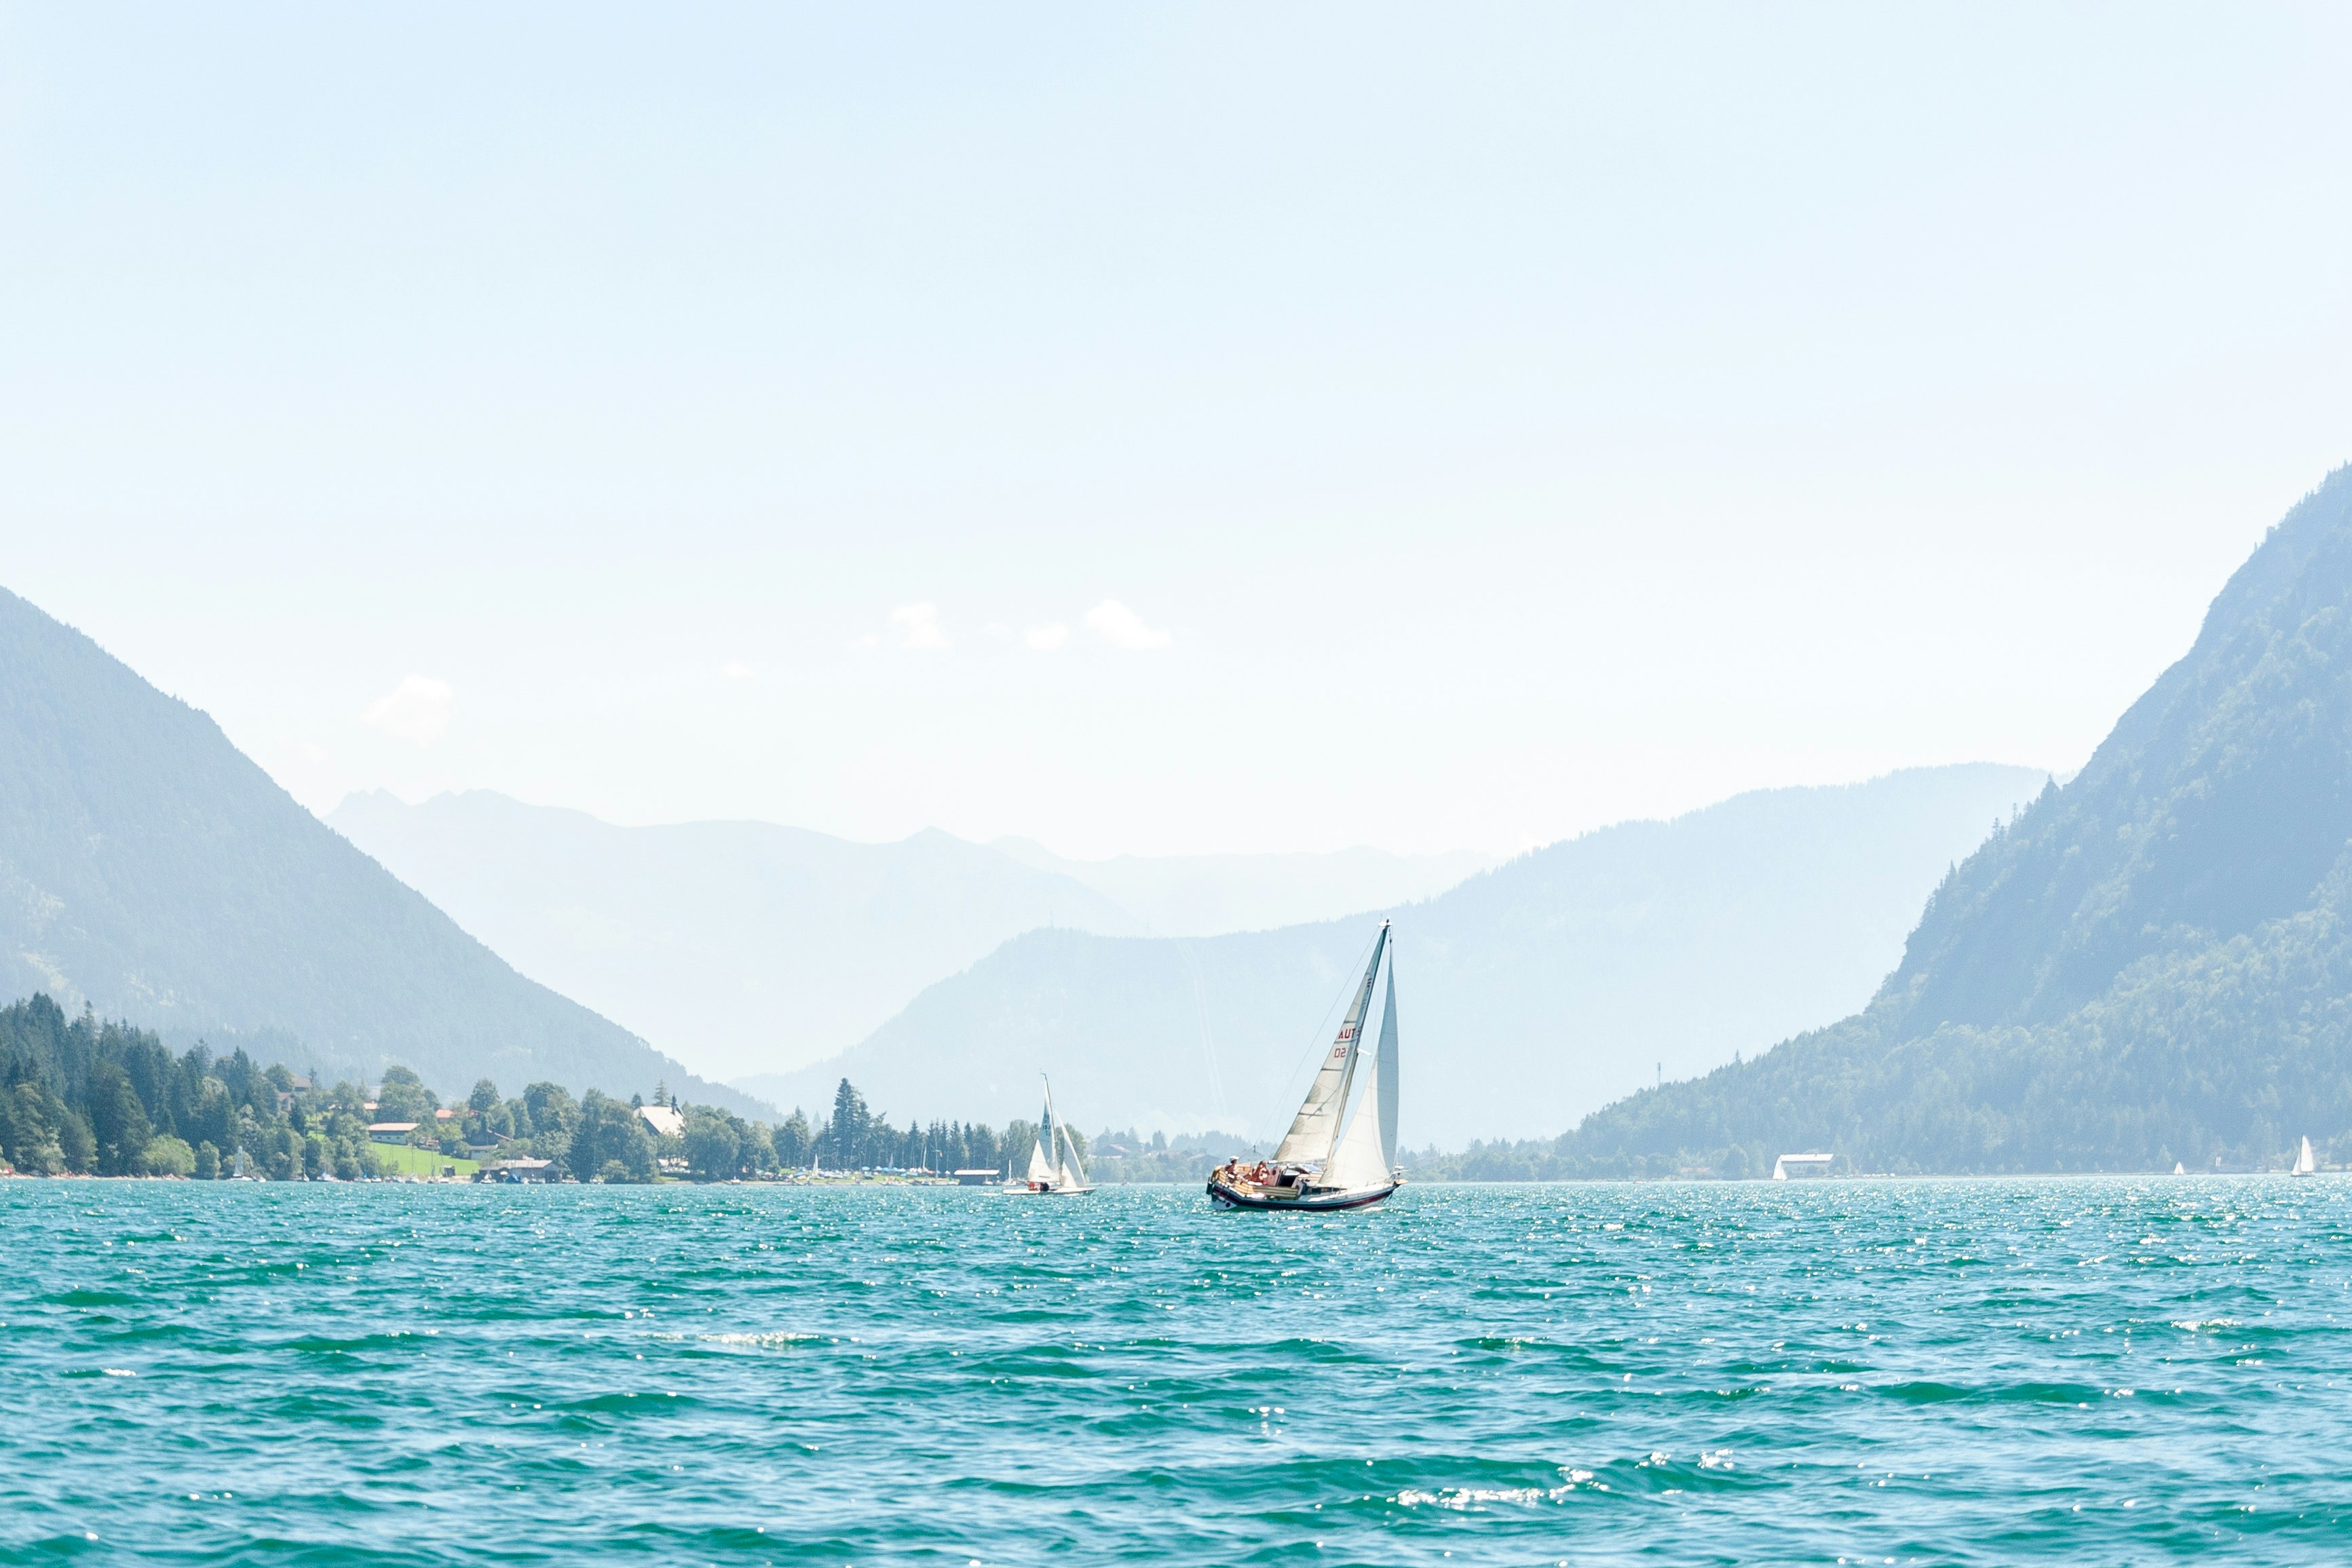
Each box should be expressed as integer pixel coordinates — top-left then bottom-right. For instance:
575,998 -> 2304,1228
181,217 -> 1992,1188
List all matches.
1206,1178 -> 1398,1212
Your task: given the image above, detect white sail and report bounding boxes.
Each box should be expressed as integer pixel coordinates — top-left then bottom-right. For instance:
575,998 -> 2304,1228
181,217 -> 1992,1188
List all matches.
1317,1049 -> 1390,1191
2296,1136 -> 2317,1175
1025,1096 -> 1057,1184
1273,923 -> 1389,1164
1059,1123 -> 1090,1191
1375,955 -> 1399,1167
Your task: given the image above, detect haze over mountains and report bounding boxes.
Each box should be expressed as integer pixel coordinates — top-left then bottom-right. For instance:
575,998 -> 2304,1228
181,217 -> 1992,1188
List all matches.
0,588 -> 761,1116
1574,465 -> 2352,1174
986,839 -> 1493,938
328,792 -> 1494,1080
747,765 -> 2046,1147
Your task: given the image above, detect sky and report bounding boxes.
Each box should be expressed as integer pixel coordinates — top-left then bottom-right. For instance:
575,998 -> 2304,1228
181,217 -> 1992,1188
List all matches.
3,2 -> 2349,858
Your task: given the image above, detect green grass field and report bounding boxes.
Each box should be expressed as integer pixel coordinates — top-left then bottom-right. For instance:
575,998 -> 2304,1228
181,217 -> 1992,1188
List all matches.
371,1143 -> 480,1180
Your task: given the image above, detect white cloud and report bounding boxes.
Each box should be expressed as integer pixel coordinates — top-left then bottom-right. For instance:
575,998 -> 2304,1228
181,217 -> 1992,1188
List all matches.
1024,622 -> 1070,651
1083,600 -> 1171,651
889,602 -> 948,650
721,661 -> 754,680
362,675 -> 453,745
981,622 -> 1014,643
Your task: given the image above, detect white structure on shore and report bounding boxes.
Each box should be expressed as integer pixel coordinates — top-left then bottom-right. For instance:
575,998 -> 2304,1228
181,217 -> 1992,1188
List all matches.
1772,1152 -> 1836,1180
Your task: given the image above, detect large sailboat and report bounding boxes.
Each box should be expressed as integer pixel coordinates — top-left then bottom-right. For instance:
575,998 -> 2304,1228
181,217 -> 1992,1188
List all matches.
1006,1075 -> 1095,1196
1208,920 -> 1402,1212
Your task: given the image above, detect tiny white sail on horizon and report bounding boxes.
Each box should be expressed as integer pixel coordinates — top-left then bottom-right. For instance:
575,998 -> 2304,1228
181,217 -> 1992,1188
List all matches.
2295,1136 -> 2317,1177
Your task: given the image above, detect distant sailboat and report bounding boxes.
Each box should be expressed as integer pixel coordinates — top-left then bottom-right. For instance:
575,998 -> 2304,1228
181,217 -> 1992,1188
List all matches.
2173,1162 -> 2186,1176
2294,1136 -> 2318,1178
1208,921 -> 1402,1212
1006,1075 -> 1093,1196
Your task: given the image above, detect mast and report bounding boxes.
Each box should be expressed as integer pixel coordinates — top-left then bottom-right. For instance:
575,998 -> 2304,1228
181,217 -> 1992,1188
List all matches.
1273,921 -> 1389,1165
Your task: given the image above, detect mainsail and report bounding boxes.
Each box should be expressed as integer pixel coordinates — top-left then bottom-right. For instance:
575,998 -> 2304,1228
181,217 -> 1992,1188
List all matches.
2296,1136 -> 2317,1175
1026,1092 -> 1057,1184
1059,1120 -> 1089,1190
1272,923 -> 1389,1164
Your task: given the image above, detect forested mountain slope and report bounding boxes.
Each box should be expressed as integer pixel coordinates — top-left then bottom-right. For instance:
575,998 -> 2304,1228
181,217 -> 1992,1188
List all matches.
0,587 -> 760,1114
751,764 -> 2044,1145
1568,465 -> 2352,1174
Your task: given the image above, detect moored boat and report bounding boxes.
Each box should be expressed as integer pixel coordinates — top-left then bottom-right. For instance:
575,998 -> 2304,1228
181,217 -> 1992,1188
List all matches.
1209,920 -> 1402,1212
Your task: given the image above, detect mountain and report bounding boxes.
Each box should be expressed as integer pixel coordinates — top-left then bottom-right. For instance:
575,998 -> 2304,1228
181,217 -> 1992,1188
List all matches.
986,839 -> 1494,938
326,790 -> 1141,1084
1567,465 -> 2352,1175
0,586 -> 763,1115
751,764 -> 2047,1145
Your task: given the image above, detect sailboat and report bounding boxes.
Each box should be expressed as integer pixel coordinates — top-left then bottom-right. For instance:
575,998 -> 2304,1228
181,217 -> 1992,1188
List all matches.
2294,1136 -> 2318,1178
1004,1075 -> 1094,1196
1208,920 -> 1402,1212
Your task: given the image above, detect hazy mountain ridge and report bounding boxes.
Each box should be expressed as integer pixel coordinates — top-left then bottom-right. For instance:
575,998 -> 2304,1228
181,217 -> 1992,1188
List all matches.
0,586 -> 763,1116
986,838 -> 1494,937
744,764 -> 2047,1145
327,791 -> 1146,1079
1569,465 -> 2352,1173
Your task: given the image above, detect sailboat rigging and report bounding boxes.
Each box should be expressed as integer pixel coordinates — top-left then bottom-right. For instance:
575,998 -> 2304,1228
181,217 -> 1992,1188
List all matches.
1004,1074 -> 1094,1196
1207,920 -> 1403,1212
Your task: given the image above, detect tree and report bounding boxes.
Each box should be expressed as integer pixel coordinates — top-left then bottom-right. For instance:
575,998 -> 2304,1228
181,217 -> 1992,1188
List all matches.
469,1079 -> 500,1116
824,1079 -> 871,1168
523,1082 -> 578,1138
375,1064 -> 435,1122
143,1135 -> 195,1178
86,1061 -> 151,1176
683,1107 -> 742,1181
774,1109 -> 812,1169
194,1141 -> 220,1180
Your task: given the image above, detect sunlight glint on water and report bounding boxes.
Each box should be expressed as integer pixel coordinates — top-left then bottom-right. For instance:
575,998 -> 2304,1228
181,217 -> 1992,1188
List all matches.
4,1179 -> 2348,1565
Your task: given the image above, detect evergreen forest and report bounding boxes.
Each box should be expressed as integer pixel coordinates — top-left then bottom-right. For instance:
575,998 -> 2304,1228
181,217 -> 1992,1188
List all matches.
0,993 -> 1061,1185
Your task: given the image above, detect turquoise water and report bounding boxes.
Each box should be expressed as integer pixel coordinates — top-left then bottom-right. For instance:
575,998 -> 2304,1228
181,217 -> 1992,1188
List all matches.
6,1179 -> 2350,1565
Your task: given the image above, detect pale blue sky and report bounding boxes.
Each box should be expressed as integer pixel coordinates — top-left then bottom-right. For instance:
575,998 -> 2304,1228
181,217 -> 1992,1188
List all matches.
4,3 -> 2348,856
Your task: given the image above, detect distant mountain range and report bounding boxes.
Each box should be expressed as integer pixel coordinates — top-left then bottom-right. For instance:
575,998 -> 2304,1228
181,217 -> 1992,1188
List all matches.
329,792 -> 1141,1081
328,794 -> 1496,1084
1572,465 -> 2352,1174
0,587 -> 762,1116
987,839 -> 1494,938
747,764 -> 2047,1146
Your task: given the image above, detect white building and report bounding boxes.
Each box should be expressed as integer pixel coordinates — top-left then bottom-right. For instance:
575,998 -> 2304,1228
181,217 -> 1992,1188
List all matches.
638,1104 -> 685,1139
1772,1152 -> 1836,1180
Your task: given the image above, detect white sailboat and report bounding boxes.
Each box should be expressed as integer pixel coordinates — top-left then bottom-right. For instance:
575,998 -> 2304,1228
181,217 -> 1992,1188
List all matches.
2294,1136 -> 2318,1177
1207,920 -> 1402,1212
1004,1075 -> 1094,1196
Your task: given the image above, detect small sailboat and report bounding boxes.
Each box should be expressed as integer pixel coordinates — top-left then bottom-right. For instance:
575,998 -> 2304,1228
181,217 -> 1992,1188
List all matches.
2294,1136 -> 2318,1178
1209,920 -> 1402,1212
1004,1075 -> 1094,1196
2173,1162 -> 2186,1176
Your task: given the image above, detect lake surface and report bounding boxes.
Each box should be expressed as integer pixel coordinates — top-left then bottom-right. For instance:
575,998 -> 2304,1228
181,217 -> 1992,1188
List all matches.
6,1177 -> 2349,1565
